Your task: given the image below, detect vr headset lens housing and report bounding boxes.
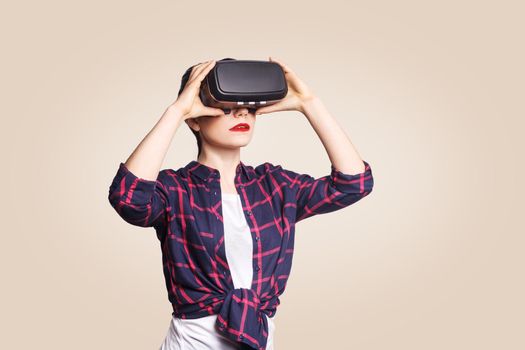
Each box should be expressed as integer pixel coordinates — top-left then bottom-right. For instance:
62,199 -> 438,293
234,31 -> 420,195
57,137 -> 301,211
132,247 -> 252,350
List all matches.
199,59 -> 288,114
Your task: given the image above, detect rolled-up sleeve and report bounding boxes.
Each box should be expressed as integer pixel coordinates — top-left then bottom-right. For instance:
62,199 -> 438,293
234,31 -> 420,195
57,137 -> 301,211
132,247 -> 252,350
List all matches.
108,162 -> 169,228
278,160 -> 374,223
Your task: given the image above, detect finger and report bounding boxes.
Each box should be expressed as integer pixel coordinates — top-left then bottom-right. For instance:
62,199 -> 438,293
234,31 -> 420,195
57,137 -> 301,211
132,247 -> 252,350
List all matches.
187,60 -> 210,81
196,60 -> 216,82
204,106 -> 224,116
188,60 -> 216,88
269,56 -> 296,76
255,101 -> 285,115
270,56 -> 308,93
187,60 -> 212,84
188,60 -> 214,85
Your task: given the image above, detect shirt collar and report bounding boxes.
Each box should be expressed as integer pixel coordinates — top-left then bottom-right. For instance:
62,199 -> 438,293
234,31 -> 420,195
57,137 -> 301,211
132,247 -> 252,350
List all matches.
185,160 -> 253,182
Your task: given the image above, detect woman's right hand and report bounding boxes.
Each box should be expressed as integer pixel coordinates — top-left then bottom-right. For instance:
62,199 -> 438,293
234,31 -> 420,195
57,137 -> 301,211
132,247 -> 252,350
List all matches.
171,60 -> 225,121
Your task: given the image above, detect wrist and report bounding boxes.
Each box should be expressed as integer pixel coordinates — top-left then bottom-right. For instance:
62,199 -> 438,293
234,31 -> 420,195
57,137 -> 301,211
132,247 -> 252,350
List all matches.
166,103 -> 187,121
299,95 -> 321,115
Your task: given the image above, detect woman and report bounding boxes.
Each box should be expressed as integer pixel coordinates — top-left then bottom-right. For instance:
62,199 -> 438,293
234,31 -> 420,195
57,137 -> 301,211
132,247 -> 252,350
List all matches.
108,57 -> 374,350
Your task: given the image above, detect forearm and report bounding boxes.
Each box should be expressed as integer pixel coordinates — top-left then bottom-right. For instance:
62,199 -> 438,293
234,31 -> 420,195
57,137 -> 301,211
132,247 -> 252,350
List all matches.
123,104 -> 185,181
300,97 -> 366,175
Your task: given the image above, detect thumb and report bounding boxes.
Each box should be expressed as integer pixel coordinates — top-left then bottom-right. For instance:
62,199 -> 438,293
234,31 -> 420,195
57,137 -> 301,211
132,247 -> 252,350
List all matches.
205,106 -> 225,116
256,101 -> 284,115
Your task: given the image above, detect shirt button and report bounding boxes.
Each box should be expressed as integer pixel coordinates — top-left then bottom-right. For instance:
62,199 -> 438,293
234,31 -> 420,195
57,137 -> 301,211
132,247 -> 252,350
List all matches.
246,211 -> 252,216
216,215 -> 219,220
255,236 -> 259,241
239,334 -> 244,340
214,191 -> 217,195
255,265 -> 260,271
239,184 -> 244,189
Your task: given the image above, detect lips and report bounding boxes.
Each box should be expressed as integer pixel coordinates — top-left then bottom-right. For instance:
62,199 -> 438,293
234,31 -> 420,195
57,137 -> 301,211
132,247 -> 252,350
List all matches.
230,123 -> 250,131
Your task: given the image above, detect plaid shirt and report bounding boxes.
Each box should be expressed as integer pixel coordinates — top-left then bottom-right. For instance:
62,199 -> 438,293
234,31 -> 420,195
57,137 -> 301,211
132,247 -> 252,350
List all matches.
108,159 -> 374,350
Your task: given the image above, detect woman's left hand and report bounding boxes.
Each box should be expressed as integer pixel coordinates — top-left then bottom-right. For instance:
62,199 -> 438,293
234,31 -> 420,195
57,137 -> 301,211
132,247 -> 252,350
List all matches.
255,57 -> 316,115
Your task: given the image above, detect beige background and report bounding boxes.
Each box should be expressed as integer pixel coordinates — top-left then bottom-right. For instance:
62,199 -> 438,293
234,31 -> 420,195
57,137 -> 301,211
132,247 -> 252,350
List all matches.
2,0 -> 523,349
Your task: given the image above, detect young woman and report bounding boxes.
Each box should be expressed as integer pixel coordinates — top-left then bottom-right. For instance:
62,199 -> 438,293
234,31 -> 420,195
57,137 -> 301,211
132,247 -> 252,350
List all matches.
108,57 -> 374,350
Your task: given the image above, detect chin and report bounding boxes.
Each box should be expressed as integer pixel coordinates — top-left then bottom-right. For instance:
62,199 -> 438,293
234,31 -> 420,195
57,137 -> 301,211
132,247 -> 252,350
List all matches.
224,139 -> 251,148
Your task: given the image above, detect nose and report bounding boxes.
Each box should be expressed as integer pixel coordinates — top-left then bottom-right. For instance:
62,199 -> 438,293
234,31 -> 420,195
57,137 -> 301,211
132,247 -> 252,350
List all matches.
233,107 -> 248,117
230,107 -> 256,117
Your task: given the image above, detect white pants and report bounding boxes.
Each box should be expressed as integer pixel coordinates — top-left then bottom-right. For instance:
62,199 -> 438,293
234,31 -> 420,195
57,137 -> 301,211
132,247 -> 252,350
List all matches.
159,313 -> 275,350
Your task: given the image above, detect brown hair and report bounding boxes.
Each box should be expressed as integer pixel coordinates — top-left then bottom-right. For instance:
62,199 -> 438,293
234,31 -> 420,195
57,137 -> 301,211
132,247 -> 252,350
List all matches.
178,57 -> 237,157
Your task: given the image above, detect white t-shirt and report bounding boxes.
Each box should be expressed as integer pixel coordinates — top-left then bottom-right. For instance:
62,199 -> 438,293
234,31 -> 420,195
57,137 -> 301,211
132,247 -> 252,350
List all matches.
159,193 -> 275,350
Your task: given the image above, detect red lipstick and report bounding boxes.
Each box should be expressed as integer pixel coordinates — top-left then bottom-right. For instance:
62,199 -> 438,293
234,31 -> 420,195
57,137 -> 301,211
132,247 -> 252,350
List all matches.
229,123 -> 250,132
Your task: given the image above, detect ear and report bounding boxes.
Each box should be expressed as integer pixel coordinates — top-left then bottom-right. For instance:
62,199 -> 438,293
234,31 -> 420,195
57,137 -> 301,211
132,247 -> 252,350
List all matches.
185,118 -> 200,132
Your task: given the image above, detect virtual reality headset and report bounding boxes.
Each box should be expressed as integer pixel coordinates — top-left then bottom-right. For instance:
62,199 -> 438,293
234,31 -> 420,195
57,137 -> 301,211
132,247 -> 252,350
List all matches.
199,59 -> 288,113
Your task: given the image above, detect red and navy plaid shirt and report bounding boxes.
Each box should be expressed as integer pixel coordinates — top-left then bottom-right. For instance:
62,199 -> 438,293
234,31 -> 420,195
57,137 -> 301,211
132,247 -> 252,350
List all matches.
108,159 -> 374,350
